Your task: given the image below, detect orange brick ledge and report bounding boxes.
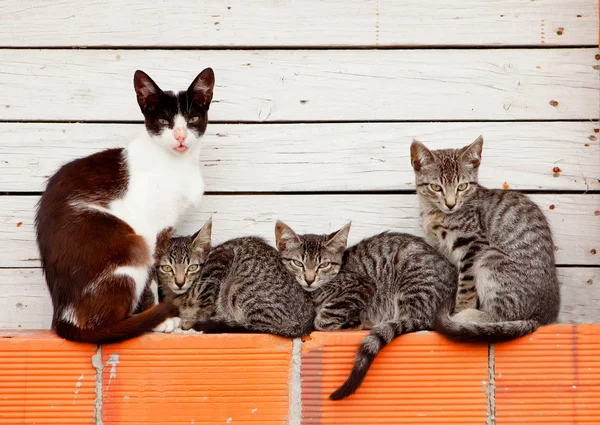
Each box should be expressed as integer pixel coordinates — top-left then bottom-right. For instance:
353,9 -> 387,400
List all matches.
0,325 -> 598,425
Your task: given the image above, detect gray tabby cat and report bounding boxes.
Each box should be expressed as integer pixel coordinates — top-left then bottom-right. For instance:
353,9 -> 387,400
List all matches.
410,136 -> 560,342
275,221 -> 457,400
156,218 -> 315,337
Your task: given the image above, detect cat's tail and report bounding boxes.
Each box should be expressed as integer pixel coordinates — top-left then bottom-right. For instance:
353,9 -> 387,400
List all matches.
434,300 -> 539,343
329,318 -> 426,401
54,302 -> 178,344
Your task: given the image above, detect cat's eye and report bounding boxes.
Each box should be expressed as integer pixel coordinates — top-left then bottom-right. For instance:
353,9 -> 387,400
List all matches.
318,262 -> 331,269
158,119 -> 169,125
457,183 -> 468,191
292,260 -> 304,268
187,264 -> 199,272
188,116 -> 199,124
430,184 -> 442,192
160,265 -> 172,272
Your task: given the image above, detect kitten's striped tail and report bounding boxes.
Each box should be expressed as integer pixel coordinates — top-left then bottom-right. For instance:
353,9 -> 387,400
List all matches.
434,301 -> 539,343
329,318 -> 427,400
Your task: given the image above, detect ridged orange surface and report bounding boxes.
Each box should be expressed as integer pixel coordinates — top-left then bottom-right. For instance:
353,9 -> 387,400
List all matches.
101,333 -> 293,424
0,330 -> 97,424
495,324 -> 600,424
301,331 -> 489,424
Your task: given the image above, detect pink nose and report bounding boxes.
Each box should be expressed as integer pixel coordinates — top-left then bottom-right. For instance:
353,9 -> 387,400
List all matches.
174,128 -> 187,143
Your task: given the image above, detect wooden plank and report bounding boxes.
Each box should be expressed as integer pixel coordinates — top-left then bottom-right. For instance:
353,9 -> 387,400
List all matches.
1,194 -> 598,267
1,122 -> 598,192
1,49 -> 598,122
1,268 -> 597,329
1,1 -> 596,47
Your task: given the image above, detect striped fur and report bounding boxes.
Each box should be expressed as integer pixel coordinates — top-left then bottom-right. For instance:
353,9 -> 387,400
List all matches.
157,219 -> 315,337
277,223 -> 457,400
411,136 -> 560,342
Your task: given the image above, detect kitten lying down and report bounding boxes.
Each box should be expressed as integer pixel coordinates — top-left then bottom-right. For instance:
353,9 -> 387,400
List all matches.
275,221 -> 457,400
154,219 -> 315,338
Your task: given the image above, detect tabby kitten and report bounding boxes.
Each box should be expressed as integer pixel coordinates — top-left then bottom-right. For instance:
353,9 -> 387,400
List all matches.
156,219 -> 315,337
275,221 -> 457,400
35,69 -> 214,343
410,136 -> 560,342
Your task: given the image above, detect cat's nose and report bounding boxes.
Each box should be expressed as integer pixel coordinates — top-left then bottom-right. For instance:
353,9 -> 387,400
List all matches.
175,279 -> 186,288
445,202 -> 455,210
174,127 -> 187,142
305,275 -> 316,285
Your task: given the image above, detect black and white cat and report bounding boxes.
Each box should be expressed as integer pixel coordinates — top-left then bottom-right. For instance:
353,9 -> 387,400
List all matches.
35,69 -> 215,343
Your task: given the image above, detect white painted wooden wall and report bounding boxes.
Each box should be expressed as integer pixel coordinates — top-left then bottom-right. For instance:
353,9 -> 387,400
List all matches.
1,0 -> 599,328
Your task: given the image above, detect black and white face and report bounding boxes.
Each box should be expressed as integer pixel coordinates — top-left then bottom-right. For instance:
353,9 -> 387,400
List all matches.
133,68 -> 215,156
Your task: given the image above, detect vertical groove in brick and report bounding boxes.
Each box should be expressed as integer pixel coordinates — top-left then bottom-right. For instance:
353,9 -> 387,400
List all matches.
487,343 -> 496,425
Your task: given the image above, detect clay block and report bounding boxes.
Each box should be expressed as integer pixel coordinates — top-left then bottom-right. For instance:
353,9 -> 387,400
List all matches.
101,333 -> 293,424
0,330 -> 97,424
495,324 -> 600,424
301,331 -> 489,424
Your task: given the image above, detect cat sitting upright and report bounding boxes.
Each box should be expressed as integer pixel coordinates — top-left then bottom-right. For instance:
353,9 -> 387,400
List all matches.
410,136 -> 560,342
35,68 -> 215,343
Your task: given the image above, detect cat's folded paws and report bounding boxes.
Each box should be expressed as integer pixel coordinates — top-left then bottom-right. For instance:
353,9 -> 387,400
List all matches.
153,317 -> 182,333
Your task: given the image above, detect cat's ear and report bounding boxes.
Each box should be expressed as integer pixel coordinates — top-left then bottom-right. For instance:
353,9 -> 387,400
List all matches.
191,218 -> 212,255
188,68 -> 215,109
154,226 -> 175,261
275,220 -> 301,252
459,135 -> 484,169
325,222 -> 351,254
410,140 -> 436,171
134,70 -> 163,113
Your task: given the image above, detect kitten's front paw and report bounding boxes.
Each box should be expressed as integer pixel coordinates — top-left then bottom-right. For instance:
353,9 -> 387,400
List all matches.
180,320 -> 195,331
153,317 -> 179,333
171,317 -> 182,329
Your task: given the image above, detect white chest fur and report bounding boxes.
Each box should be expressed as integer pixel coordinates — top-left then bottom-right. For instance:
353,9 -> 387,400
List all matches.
108,133 -> 204,296
112,134 -> 204,243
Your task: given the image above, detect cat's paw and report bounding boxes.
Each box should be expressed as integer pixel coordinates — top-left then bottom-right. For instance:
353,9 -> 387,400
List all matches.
153,317 -> 179,333
171,317 -> 182,329
180,319 -> 195,331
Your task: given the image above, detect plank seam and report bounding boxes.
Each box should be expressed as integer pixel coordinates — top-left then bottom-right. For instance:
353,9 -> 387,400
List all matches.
1,119 -> 598,125
0,45 -> 597,50
2,190 -> 600,197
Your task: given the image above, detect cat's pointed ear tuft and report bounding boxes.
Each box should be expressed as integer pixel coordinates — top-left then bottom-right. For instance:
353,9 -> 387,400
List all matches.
325,222 -> 351,254
410,140 -> 436,171
459,135 -> 484,169
191,218 -> 212,255
188,67 -> 215,109
275,220 -> 301,252
134,70 -> 162,113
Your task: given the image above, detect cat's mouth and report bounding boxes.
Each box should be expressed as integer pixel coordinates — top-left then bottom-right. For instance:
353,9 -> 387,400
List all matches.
174,144 -> 188,153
